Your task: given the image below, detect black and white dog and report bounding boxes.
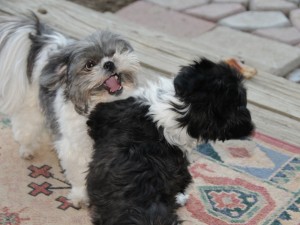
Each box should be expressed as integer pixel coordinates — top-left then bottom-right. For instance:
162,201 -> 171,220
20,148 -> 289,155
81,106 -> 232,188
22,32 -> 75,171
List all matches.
0,15 -> 139,206
87,59 -> 255,225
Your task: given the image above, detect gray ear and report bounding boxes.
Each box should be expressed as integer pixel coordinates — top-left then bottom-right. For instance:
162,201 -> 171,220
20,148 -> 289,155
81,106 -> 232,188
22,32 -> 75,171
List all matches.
40,50 -> 70,91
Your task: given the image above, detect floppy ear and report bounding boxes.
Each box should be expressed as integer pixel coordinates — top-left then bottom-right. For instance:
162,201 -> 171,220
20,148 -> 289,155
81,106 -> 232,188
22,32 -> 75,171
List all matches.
39,49 -> 70,91
174,58 -> 223,98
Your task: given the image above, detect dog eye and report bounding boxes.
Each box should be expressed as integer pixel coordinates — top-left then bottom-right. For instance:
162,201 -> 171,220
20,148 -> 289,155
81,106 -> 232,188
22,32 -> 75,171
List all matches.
85,60 -> 96,70
121,47 -> 129,53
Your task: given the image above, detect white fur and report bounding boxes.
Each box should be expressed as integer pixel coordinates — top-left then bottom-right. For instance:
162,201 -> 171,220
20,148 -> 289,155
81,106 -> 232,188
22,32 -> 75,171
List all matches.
54,88 -> 93,206
175,193 -> 190,206
0,20 -> 32,114
113,50 -> 140,76
137,78 -> 195,204
134,77 -> 197,153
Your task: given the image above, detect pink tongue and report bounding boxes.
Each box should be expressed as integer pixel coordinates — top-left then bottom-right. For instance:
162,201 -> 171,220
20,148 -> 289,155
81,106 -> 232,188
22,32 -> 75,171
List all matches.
104,76 -> 121,93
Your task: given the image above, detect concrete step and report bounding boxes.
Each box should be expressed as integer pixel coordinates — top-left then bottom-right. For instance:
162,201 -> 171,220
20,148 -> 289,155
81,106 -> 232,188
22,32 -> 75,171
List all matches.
286,68 -> 300,83
253,27 -> 300,45
219,11 -> 290,31
116,1 -> 216,38
290,9 -> 300,30
193,26 -> 300,76
144,0 -> 210,10
185,3 -> 246,22
212,0 -> 250,7
250,0 -> 297,15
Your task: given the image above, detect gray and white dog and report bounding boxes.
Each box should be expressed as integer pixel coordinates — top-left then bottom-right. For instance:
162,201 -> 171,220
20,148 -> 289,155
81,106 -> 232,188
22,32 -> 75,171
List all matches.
0,15 -> 139,207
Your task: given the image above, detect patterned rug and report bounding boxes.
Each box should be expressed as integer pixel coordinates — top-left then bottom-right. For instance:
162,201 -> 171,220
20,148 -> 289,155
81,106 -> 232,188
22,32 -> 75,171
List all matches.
1,113 -> 299,225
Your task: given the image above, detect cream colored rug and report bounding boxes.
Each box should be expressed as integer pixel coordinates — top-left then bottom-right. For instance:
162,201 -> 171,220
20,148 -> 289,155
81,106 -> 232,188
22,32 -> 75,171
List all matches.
1,113 -> 299,225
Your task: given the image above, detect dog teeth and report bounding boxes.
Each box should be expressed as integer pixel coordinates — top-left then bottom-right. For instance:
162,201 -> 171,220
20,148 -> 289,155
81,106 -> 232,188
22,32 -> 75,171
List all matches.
114,75 -> 118,80
118,86 -> 122,90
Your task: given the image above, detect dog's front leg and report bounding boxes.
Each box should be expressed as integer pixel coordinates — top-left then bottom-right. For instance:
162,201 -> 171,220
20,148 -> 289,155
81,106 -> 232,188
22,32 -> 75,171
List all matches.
55,136 -> 93,208
53,89 -> 95,207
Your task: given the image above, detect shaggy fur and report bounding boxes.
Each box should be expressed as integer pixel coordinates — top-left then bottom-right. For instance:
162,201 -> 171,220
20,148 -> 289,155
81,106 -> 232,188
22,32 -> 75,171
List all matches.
86,59 -> 254,225
0,14 -> 140,207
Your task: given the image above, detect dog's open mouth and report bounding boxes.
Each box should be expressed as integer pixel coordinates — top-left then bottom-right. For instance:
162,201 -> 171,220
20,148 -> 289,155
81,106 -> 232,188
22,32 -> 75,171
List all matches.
103,74 -> 123,94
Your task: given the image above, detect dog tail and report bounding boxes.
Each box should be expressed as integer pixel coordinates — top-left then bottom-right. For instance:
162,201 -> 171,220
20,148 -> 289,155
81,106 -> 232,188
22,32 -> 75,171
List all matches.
0,14 -> 40,114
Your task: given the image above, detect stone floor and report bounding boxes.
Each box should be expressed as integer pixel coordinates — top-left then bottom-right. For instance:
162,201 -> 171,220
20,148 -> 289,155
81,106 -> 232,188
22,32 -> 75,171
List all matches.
115,0 -> 300,83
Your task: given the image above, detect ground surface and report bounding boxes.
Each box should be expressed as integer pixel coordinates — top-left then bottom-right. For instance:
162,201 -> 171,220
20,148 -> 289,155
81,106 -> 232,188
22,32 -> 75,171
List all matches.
68,0 -> 136,12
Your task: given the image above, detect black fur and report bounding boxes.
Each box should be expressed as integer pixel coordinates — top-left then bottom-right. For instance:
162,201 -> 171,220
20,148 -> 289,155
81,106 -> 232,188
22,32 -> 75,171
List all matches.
86,58 -> 254,225
174,58 -> 254,142
87,97 -> 191,225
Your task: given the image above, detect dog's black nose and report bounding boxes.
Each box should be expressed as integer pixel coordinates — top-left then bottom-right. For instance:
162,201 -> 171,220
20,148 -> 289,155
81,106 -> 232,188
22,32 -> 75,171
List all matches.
103,61 -> 115,72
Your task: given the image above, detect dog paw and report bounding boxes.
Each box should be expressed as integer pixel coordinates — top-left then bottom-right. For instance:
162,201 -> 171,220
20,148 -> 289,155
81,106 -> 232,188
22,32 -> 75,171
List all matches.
68,186 -> 89,208
19,146 -> 35,160
176,192 -> 189,206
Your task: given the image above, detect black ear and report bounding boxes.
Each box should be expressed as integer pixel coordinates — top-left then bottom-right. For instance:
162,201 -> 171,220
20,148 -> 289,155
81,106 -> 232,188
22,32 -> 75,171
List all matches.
40,49 -> 70,90
174,58 -> 228,98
